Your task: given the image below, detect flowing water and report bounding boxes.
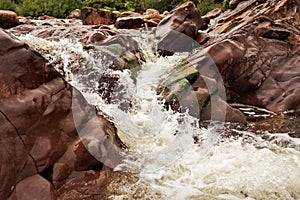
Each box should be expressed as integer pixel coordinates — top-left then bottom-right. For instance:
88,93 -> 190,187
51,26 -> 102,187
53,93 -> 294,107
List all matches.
19,30 -> 300,200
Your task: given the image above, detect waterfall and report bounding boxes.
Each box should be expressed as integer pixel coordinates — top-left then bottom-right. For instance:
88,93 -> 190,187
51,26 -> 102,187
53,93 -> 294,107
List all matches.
19,29 -> 300,200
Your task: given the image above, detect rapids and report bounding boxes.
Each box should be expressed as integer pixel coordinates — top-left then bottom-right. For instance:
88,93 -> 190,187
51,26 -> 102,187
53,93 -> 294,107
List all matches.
18,30 -> 300,200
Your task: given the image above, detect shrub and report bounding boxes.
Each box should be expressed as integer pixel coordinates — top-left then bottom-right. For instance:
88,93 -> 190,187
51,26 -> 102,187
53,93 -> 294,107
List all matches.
0,0 -> 16,11
15,0 -> 82,18
222,0 -> 230,9
198,0 -> 218,15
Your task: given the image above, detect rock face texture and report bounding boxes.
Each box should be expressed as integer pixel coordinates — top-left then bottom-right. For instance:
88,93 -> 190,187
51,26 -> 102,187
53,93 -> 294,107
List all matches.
0,10 -> 19,29
81,7 -> 120,25
204,0 -> 300,112
0,29 -> 119,199
156,1 -> 204,54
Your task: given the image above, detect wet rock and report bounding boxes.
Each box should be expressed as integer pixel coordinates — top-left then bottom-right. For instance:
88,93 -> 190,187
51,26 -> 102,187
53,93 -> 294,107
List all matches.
81,7 -> 120,25
205,0 -> 300,113
0,10 -> 19,29
115,17 -> 144,29
8,175 -> 56,200
67,9 -> 81,19
85,31 -> 108,44
0,28 -> 119,198
159,58 -> 246,124
195,31 -> 209,44
156,1 -> 204,55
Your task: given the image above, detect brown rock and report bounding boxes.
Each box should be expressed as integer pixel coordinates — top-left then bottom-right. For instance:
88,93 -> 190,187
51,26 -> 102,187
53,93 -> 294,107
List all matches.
85,31 -> 108,44
81,7 -> 120,25
8,175 -> 56,200
119,11 -> 141,18
203,8 -> 223,20
156,1 -> 204,54
115,17 -> 144,29
67,9 -> 81,19
0,28 -> 120,199
205,0 -> 300,113
229,0 -> 245,9
0,10 -> 19,29
46,163 -> 72,181
74,141 -> 102,171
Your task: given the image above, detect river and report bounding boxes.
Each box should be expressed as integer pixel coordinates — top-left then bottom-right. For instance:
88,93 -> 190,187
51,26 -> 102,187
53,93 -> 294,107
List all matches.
19,28 -> 300,200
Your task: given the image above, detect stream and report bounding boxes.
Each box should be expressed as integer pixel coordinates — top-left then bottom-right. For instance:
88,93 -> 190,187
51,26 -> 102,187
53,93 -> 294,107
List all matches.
18,28 -> 300,200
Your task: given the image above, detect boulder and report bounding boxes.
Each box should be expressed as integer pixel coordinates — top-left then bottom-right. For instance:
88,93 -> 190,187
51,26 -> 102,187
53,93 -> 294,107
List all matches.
156,1 -> 204,55
81,7 -> 120,25
0,29 -> 120,198
0,10 -> 19,29
67,9 -> 81,19
7,175 -> 56,200
115,17 -> 144,29
205,0 -> 300,113
159,58 -> 246,124
203,8 -> 223,20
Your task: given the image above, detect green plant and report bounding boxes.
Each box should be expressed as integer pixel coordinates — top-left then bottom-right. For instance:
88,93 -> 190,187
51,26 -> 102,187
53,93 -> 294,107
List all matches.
15,0 -> 82,18
0,0 -> 16,10
198,0 -> 218,15
222,0 -> 230,9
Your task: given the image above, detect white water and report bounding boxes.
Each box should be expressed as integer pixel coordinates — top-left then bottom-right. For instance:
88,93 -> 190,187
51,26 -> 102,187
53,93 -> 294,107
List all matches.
19,31 -> 300,200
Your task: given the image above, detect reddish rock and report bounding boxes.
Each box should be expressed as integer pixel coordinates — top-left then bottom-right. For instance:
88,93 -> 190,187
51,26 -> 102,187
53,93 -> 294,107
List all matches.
203,8 -> 223,20
85,31 -> 108,44
0,28 -> 119,198
229,0 -> 244,9
205,0 -> 300,113
156,1 -> 204,54
115,17 -> 144,29
81,7 -> 120,25
0,10 -> 19,29
8,175 -> 56,200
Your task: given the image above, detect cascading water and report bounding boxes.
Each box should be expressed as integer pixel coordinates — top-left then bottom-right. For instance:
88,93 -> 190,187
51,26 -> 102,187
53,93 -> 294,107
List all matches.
19,29 -> 300,200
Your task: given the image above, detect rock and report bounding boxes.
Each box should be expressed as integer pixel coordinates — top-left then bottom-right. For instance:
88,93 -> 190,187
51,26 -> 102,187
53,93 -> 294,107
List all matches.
67,9 -> 81,19
195,31 -> 209,44
205,0 -> 300,113
156,1 -> 204,55
145,9 -> 160,15
0,10 -> 19,29
8,175 -> 56,200
115,17 -> 144,29
45,163 -> 72,182
85,31 -> 108,44
229,0 -> 245,9
0,28 -> 120,198
74,141 -> 102,171
203,8 -> 223,20
81,7 -> 120,25
159,57 -> 246,124
119,11 -> 141,17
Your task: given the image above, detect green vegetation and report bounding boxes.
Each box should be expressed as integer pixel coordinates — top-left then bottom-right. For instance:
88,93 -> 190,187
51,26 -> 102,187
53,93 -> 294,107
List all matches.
0,0 -> 227,18
222,0 -> 231,9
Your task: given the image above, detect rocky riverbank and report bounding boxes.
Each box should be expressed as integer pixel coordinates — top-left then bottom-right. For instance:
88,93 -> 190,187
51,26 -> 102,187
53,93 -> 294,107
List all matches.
0,0 -> 299,199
